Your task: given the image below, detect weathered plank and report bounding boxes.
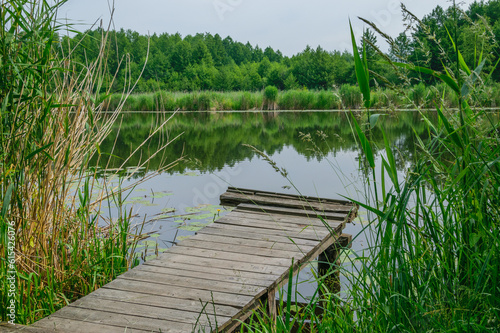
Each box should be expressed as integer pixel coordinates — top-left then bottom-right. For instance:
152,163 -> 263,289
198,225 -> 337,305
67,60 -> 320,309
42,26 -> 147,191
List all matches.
176,238 -> 305,259
186,232 -> 315,253
88,288 -> 240,317
32,318 -> 150,332
213,215 -> 336,235
227,209 -> 343,227
164,245 -> 294,267
117,269 -> 264,296
102,277 -> 256,308
152,252 -> 287,276
69,296 -> 231,326
0,323 -> 56,333
223,187 -> 354,209
195,225 -> 322,247
200,223 -> 328,242
46,307 -> 201,333
236,203 -> 353,220
141,259 -> 279,285
134,261 -> 275,287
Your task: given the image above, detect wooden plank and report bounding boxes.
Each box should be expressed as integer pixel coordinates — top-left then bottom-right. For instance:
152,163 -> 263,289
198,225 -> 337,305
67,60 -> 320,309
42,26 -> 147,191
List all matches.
221,234 -> 345,333
221,191 -> 353,214
46,307 -> 201,333
88,288 -> 240,318
102,277 -> 256,308
226,210 -> 343,227
164,245 -> 294,267
134,261 -> 275,287
69,296 -> 231,326
176,238 -> 305,259
236,203 -> 353,220
187,232 -> 315,253
152,252 -> 286,276
195,225 -> 321,247
141,259 -> 279,285
0,323 -> 55,333
117,269 -> 264,296
202,223 -> 326,242
32,318 -> 150,332
214,215 -> 336,235
225,187 -> 353,206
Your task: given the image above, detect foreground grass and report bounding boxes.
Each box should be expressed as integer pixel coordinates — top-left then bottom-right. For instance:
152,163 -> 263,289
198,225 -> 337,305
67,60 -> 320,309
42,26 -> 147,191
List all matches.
241,9 -> 500,333
0,0 -> 173,324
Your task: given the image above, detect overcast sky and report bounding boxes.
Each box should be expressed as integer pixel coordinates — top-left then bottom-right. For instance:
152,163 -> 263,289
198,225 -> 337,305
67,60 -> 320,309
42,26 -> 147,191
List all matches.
60,0 -> 476,56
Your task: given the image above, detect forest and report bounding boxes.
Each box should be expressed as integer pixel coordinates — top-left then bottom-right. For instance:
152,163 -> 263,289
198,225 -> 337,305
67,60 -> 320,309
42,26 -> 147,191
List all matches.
63,1 -> 500,94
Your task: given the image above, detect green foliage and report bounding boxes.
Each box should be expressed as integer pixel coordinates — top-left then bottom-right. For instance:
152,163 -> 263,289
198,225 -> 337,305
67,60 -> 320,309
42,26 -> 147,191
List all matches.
0,0 -> 154,324
264,85 -> 279,101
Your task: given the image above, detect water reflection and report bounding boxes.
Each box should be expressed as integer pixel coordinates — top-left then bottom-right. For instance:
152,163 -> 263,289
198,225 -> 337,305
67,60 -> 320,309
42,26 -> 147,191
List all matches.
96,111 -> 430,176
96,110 -> 431,300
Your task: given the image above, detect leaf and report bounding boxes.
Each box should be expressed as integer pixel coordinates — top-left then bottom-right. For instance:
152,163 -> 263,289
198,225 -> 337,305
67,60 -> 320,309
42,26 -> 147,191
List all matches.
350,20 -> 371,109
393,62 -> 460,93
461,59 -> 486,98
369,113 -> 385,129
445,26 -> 471,76
351,113 -> 375,168
25,142 -> 54,161
437,107 -> 463,149
383,131 -> 400,193
1,183 -> 14,218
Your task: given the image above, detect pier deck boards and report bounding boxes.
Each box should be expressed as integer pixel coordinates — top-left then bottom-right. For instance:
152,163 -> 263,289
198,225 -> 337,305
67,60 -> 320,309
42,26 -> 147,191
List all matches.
15,188 -> 358,332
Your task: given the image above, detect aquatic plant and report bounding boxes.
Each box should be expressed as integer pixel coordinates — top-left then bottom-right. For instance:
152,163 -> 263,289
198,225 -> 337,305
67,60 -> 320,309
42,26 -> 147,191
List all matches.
0,0 -> 177,324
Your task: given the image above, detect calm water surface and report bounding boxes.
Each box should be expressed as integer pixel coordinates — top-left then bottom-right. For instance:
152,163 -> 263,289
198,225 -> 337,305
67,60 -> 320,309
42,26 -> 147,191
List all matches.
97,110 -> 429,300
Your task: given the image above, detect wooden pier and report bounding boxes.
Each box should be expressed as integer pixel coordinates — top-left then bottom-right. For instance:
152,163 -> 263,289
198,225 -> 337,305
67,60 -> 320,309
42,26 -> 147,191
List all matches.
2,187 -> 357,332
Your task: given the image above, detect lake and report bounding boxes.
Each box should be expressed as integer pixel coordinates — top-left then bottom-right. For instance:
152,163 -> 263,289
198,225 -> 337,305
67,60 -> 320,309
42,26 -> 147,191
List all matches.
95,110 -> 429,300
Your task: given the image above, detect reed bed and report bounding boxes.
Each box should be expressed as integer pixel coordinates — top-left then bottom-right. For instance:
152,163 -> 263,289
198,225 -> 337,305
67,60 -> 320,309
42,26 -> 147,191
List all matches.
241,7 -> 500,333
102,83 -> 500,112
0,0 -> 175,324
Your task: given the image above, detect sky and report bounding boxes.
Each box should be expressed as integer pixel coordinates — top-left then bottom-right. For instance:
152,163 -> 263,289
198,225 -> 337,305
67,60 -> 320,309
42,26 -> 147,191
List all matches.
60,0 -> 477,56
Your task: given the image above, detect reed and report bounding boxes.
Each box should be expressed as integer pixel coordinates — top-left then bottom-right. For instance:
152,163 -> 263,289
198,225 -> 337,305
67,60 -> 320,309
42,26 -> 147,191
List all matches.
241,5 -> 500,332
0,0 -> 175,324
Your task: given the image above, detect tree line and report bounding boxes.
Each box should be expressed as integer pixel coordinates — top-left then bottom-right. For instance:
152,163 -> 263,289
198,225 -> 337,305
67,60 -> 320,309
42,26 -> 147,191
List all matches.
61,0 -> 500,93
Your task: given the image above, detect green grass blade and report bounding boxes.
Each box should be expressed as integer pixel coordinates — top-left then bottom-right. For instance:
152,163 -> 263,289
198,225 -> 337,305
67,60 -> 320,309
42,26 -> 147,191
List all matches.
1,183 -> 14,219
349,19 -> 370,109
445,25 -> 471,76
351,113 -> 375,168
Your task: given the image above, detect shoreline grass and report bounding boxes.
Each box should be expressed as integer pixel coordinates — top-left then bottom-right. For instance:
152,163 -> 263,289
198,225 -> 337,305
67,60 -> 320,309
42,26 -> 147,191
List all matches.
102,83 -> 500,112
